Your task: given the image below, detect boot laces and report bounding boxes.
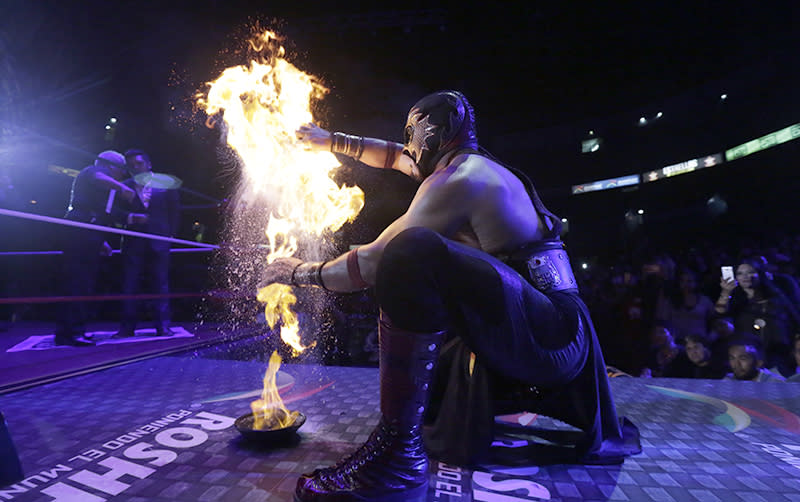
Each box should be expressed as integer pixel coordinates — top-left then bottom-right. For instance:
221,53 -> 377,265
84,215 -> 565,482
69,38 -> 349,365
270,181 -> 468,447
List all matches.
316,419 -> 400,490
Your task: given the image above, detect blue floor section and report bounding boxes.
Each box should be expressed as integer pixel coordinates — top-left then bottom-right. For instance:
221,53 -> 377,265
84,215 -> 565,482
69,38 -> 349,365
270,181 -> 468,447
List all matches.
1,352 -> 800,501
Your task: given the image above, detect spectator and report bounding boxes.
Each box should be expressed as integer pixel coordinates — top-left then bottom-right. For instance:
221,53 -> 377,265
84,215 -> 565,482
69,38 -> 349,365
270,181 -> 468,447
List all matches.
684,333 -> 726,379
657,268 -> 715,344
725,337 -> 786,382
640,324 -> 692,378
715,257 -> 800,376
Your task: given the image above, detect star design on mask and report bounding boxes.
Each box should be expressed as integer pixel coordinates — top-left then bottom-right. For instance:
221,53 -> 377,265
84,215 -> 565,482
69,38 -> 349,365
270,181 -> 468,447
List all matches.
409,114 -> 437,156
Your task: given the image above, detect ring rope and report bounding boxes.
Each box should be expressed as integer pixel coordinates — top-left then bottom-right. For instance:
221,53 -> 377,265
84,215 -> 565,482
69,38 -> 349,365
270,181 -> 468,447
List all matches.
0,248 -> 215,257
0,208 -> 219,249
0,290 -> 239,305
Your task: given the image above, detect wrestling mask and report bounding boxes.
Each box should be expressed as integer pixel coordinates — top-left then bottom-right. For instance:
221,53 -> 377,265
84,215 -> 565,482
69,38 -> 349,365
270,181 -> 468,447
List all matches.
402,90 -> 478,178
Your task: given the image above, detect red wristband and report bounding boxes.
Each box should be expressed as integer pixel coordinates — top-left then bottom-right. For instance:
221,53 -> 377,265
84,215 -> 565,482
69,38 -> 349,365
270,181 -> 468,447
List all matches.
347,249 -> 370,289
383,142 -> 398,170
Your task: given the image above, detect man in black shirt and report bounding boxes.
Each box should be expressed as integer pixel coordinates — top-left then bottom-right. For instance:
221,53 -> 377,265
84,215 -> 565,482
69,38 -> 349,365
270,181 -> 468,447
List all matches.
54,150 -> 134,346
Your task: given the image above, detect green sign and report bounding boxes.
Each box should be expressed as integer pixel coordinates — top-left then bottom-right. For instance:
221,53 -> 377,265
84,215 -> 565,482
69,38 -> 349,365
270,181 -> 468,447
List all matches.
725,123 -> 800,161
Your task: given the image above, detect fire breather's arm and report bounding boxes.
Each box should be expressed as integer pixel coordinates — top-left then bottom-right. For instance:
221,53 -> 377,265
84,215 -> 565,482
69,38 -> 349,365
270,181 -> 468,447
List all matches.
299,210 -> 419,292
289,230 -> 388,292
287,171 -> 464,293
290,261 -> 329,289
290,177 -> 464,292
297,123 -> 419,179
331,133 -> 419,179
290,249 -> 370,293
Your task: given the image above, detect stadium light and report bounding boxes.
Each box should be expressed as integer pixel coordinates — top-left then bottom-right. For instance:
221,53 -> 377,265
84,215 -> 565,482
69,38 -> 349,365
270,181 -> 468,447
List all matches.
581,131 -> 603,153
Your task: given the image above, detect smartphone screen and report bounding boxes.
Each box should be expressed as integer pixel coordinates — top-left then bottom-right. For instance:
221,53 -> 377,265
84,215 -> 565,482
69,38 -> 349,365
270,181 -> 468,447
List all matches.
721,266 -> 734,282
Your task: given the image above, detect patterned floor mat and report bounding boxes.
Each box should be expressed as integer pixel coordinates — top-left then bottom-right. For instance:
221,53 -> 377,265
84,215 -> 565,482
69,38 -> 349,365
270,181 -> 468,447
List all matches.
1,354 -> 799,501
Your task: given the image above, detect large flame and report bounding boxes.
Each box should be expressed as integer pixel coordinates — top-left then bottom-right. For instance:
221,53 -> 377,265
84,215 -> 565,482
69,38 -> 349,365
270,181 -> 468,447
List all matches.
198,30 -> 364,428
249,350 -> 299,430
198,30 -> 363,353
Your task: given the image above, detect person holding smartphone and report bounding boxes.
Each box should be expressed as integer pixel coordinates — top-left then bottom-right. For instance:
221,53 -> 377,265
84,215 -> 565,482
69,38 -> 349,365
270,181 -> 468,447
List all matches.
716,257 -> 800,376
715,265 -> 736,314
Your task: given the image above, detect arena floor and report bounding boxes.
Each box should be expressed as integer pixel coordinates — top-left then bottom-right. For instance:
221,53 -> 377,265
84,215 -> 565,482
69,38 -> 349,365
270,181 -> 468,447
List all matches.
1,335 -> 800,501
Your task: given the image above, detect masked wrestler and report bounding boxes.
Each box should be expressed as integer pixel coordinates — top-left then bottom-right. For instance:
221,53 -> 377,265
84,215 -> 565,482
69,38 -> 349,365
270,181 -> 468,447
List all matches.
262,90 -> 638,502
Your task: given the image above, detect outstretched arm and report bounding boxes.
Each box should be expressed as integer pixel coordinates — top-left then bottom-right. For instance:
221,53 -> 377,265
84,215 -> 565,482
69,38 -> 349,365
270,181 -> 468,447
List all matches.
261,163 -> 473,293
258,215 -> 415,294
296,123 -> 421,179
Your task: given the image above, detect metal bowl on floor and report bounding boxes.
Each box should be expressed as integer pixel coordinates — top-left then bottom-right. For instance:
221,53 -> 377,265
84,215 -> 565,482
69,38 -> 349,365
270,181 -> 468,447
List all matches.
235,412 -> 306,445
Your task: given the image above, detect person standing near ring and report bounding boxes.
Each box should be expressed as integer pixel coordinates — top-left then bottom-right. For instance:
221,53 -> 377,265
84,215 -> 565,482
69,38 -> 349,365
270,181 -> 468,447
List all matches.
54,150 -> 135,346
114,149 -> 180,338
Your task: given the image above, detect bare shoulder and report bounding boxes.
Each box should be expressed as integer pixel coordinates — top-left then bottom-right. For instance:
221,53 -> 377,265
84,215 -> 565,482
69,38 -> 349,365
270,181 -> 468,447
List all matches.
453,152 -> 496,174
427,153 -> 502,190
407,154 -> 504,217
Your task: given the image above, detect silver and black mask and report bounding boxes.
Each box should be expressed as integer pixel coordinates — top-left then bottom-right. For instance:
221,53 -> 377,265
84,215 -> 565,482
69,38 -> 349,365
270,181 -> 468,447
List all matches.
402,90 -> 478,178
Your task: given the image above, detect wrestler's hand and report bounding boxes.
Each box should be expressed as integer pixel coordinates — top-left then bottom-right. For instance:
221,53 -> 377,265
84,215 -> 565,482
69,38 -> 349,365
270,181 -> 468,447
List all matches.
296,123 -> 331,151
260,257 -> 303,288
100,241 -> 112,257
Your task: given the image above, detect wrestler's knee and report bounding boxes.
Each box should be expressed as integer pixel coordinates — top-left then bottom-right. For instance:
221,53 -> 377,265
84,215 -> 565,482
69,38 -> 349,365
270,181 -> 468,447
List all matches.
376,227 -> 448,330
377,227 -> 446,281
375,227 -> 447,291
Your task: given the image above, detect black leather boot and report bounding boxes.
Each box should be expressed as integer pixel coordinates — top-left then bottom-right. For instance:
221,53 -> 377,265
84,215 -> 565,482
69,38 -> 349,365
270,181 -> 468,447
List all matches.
295,313 -> 444,502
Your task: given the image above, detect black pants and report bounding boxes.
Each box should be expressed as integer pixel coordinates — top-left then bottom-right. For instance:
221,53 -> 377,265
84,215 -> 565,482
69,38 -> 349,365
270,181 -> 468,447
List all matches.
375,226 -> 587,386
54,225 -> 104,339
120,238 -> 170,329
375,227 -> 628,464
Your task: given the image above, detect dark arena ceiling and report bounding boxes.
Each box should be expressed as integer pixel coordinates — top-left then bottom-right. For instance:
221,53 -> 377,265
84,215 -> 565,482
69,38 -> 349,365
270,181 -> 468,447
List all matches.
1,1 -> 797,243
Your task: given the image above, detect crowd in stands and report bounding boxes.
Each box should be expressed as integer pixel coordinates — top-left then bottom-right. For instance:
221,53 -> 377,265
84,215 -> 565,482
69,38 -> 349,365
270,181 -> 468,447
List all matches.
579,231 -> 800,382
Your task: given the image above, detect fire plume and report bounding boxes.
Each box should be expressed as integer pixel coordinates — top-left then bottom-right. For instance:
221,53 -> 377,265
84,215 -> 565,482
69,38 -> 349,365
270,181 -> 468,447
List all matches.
198,29 -> 364,429
198,29 -> 364,354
